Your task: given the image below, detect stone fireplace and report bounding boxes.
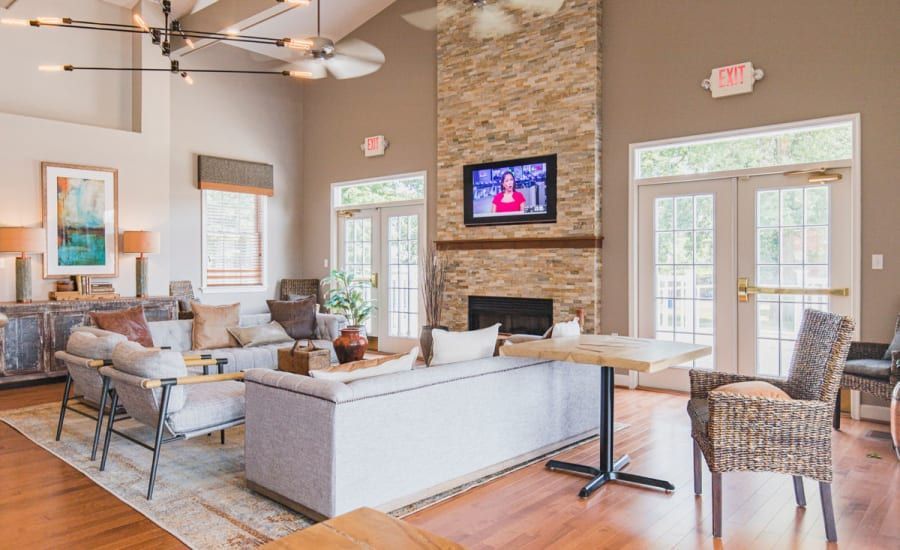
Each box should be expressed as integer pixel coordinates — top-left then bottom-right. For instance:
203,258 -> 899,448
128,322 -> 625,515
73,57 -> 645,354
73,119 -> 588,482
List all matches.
468,296 -> 553,336
435,0 -> 602,332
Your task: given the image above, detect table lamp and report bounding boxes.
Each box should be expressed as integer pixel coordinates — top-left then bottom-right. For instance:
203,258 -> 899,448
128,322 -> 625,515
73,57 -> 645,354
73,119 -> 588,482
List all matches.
0,227 -> 45,303
122,231 -> 160,298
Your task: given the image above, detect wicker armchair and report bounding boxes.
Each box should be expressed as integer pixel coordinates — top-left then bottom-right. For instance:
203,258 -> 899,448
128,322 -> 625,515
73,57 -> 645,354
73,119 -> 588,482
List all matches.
279,278 -> 320,302
169,280 -> 197,320
688,309 -> 854,542
834,314 -> 900,429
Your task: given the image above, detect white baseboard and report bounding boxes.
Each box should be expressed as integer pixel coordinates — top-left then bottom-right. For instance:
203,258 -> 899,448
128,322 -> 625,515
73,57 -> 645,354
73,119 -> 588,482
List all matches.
614,371 -> 638,389
859,404 -> 891,423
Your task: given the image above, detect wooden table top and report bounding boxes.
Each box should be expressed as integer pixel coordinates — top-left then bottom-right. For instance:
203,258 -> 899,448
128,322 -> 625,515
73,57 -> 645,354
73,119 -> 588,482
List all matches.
262,507 -> 464,549
500,335 -> 711,374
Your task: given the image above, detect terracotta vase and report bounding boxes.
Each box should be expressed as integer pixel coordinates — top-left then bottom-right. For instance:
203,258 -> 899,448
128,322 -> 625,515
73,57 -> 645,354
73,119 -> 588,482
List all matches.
419,325 -> 448,367
333,326 -> 368,364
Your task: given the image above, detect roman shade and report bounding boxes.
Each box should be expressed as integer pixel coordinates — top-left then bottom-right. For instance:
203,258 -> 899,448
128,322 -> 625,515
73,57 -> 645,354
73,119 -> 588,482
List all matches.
198,155 -> 274,197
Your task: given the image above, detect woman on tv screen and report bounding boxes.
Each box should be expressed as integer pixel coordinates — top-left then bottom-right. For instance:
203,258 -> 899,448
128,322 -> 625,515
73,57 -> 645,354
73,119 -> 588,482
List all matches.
491,171 -> 526,214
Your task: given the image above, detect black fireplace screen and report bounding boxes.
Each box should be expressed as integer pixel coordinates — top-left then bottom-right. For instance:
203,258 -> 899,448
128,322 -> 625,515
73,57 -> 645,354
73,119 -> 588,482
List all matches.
468,296 -> 553,336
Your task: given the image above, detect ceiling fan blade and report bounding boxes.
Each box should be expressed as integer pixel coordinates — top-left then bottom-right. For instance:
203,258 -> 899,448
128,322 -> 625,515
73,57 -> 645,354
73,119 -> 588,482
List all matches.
325,54 -> 383,80
504,0 -> 565,15
401,5 -> 461,31
471,5 -> 518,39
333,38 -> 385,64
284,59 -> 328,79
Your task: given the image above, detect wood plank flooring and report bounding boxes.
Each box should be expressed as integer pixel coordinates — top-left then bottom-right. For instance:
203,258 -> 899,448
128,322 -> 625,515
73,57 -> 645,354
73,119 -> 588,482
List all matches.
0,382 -> 896,549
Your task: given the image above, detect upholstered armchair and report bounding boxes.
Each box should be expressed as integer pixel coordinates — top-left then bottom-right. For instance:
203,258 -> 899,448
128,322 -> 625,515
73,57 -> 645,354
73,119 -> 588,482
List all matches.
835,314 -> 900,429
98,342 -> 245,500
687,310 -> 854,542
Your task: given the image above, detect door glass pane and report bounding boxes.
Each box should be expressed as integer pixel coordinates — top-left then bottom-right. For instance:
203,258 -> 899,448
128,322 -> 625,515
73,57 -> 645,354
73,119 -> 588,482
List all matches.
341,217 -> 374,333
653,194 -> 715,369
387,214 -> 419,338
754,186 -> 831,377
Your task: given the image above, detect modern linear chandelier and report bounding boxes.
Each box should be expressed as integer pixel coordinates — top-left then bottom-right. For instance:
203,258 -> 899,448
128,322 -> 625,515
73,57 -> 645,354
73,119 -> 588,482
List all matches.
0,0 -> 386,83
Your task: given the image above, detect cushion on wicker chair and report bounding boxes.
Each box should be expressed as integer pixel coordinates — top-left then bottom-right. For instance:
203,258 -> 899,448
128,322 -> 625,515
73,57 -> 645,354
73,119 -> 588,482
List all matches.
882,330 -> 900,361
714,381 -> 791,399
844,358 -> 891,379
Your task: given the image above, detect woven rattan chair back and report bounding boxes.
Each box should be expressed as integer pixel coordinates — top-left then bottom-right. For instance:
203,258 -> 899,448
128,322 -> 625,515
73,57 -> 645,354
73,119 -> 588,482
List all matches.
784,309 -> 854,403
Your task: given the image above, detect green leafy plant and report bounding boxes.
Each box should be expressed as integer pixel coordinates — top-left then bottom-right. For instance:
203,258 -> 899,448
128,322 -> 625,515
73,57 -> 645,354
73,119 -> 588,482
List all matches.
321,270 -> 376,327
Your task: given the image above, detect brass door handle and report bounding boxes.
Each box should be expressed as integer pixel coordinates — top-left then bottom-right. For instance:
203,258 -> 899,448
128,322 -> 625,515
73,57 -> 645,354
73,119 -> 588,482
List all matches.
370,272 -> 379,289
737,277 -> 849,302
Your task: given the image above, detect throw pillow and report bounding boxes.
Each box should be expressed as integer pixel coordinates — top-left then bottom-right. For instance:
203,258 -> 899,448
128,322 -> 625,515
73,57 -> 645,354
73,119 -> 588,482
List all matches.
267,297 -> 318,340
310,347 -> 418,383
430,323 -> 500,366
89,305 -> 154,347
714,381 -> 791,400
191,301 -> 240,350
66,330 -> 127,360
551,317 -> 581,338
882,329 -> 900,361
227,321 -> 294,348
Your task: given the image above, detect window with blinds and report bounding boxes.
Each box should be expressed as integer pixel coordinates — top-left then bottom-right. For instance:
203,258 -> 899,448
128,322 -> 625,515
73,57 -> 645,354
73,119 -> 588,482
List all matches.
202,189 -> 266,288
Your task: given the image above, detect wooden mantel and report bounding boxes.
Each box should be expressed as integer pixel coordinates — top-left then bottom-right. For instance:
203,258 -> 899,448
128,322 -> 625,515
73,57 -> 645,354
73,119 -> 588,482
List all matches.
434,235 -> 602,251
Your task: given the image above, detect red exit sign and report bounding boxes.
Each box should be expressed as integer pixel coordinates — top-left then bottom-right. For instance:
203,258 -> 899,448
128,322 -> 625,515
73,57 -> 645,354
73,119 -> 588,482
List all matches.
703,61 -> 763,98
363,135 -> 387,157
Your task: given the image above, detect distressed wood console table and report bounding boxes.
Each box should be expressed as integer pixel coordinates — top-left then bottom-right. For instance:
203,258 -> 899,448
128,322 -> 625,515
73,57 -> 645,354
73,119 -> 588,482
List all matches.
0,297 -> 176,386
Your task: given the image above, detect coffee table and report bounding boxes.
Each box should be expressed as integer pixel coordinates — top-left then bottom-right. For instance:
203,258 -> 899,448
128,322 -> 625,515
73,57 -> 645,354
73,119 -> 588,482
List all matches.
501,335 -> 711,497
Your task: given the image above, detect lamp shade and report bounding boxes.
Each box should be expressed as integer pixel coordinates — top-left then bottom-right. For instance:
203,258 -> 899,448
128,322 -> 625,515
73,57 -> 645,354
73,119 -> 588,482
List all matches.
122,231 -> 160,254
0,227 -> 45,254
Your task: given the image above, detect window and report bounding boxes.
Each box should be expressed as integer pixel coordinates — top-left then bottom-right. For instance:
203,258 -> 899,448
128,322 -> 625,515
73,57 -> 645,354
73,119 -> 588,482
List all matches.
334,175 -> 425,208
202,189 -> 266,289
635,120 -> 852,179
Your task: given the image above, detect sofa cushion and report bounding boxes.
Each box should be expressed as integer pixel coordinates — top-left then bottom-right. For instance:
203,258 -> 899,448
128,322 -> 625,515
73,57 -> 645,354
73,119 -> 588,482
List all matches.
112,341 -> 188,413
267,297 -> 318,340
192,301 -> 240,350
228,321 -> 293,348
167,381 -> 245,435
311,347 -> 418,383
66,330 -> 127,360
714,381 -> 791,400
845,358 -> 891,379
430,323 -> 500,366
90,305 -> 154,347
551,317 -> 581,338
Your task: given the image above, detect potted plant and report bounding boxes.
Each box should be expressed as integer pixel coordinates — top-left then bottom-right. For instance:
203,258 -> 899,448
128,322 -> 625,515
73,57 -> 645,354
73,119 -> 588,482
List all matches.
322,270 -> 376,363
420,243 -> 447,366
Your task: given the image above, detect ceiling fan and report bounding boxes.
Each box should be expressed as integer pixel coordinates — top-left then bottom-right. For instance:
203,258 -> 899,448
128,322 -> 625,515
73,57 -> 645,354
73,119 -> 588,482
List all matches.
403,0 -> 565,39
282,0 -> 385,79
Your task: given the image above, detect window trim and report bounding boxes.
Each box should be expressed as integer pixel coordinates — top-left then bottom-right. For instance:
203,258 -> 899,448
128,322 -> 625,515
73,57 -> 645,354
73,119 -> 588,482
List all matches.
200,188 -> 268,294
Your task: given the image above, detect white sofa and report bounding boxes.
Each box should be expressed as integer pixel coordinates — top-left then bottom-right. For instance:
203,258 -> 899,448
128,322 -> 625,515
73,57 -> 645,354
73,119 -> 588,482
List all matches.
243,356 -> 602,519
75,312 -> 347,371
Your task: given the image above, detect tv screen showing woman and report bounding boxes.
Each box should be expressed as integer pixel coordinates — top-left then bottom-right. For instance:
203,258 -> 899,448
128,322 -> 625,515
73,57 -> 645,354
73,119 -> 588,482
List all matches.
463,154 -> 557,226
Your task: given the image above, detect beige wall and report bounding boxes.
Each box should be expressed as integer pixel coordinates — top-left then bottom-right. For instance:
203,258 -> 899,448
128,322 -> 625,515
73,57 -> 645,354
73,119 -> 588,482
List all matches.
169,46 -> 305,314
0,2 -> 170,303
600,0 -> 900,341
300,0 -> 437,278
0,0 -> 133,131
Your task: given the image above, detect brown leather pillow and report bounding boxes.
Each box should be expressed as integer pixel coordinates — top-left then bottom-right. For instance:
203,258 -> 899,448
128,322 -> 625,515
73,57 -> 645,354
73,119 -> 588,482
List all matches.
191,301 -> 240,350
89,305 -> 154,347
267,297 -> 317,340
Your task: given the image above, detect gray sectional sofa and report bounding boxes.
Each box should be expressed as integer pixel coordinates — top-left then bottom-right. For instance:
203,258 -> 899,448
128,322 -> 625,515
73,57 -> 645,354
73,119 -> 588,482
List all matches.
244,355 -> 602,520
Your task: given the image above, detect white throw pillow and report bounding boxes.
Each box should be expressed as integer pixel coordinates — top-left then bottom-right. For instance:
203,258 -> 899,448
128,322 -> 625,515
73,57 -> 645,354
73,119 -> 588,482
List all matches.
310,347 -> 419,383
551,317 -> 581,338
430,323 -> 500,366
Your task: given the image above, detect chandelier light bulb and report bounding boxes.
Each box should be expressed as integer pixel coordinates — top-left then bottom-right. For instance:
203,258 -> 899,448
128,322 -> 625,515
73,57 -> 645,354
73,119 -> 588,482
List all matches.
133,14 -> 150,32
0,18 -> 30,26
181,72 -> 194,85
284,38 -> 313,50
36,17 -> 65,25
38,65 -> 65,72
224,28 -> 240,36
280,0 -> 312,5
288,70 -> 313,79
185,38 -> 196,49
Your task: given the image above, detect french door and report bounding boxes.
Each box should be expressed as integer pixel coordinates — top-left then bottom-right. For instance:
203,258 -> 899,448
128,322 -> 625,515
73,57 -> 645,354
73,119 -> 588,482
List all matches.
336,204 -> 425,353
637,169 -> 852,390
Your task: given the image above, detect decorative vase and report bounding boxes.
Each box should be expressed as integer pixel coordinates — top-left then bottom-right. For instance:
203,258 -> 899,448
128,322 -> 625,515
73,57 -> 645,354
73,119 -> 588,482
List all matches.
419,325 -> 448,367
333,326 -> 368,364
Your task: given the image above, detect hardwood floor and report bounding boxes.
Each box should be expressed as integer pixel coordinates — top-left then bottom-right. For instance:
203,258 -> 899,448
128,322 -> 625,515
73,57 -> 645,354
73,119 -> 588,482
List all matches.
0,382 -> 896,549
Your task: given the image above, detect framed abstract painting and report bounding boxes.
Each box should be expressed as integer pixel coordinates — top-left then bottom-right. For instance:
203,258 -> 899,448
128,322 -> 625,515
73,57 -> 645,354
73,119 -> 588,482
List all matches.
42,162 -> 118,278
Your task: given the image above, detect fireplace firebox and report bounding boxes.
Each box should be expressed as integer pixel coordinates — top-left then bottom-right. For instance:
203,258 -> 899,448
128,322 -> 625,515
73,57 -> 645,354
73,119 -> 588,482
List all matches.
468,296 -> 553,336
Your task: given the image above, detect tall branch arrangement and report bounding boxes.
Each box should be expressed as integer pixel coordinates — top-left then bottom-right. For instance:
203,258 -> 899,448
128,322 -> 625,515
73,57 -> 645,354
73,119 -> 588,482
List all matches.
421,243 -> 447,327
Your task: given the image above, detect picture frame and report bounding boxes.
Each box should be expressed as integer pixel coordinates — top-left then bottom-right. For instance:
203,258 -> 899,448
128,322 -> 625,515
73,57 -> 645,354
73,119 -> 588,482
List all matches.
41,162 -> 119,279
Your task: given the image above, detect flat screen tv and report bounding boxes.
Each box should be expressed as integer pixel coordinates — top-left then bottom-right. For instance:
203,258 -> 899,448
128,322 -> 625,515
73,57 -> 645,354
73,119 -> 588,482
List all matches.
463,154 -> 557,226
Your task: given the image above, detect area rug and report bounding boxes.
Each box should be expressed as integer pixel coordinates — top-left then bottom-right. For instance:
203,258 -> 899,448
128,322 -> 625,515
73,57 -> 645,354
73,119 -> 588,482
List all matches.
1,402 -> 625,549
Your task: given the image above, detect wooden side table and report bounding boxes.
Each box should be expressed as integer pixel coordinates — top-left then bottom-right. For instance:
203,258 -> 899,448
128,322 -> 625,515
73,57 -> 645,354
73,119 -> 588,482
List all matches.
262,507 -> 464,549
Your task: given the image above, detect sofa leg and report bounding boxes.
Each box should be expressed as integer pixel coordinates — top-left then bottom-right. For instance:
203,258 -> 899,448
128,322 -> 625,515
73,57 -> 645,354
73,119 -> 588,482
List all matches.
220,429 -> 225,445
792,476 -> 806,507
99,389 -> 119,472
693,439 -> 702,495
833,390 -> 842,430
147,385 -> 172,500
819,482 -> 838,542
712,472 -> 722,538
55,373 -> 73,441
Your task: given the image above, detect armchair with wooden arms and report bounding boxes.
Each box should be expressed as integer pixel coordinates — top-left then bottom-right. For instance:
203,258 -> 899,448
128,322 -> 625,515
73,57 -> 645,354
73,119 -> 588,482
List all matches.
687,309 -> 854,542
